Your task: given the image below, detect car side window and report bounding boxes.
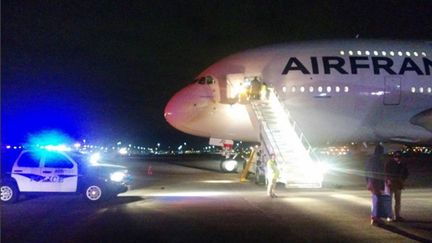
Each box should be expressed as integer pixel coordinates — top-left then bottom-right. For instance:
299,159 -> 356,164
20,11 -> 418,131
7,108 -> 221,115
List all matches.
17,152 -> 41,167
44,153 -> 74,168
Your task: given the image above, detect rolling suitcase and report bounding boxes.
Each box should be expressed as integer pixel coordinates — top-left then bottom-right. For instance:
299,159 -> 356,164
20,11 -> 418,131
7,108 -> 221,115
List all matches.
375,194 -> 393,218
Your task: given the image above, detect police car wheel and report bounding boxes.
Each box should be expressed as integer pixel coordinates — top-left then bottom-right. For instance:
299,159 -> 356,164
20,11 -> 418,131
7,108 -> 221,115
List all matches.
1,181 -> 19,204
84,185 -> 105,202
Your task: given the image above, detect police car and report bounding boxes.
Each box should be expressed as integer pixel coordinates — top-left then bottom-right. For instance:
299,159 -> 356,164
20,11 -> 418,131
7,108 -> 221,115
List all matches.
0,149 -> 131,203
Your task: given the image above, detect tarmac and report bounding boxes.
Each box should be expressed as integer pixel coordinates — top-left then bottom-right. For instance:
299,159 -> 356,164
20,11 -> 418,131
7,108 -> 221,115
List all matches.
1,158 -> 432,242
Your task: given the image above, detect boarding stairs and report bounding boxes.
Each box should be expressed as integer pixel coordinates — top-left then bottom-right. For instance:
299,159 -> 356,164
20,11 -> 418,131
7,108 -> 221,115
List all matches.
250,89 -> 323,188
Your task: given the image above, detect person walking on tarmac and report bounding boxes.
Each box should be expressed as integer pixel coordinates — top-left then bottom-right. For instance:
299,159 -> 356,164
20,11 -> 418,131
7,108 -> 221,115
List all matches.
365,144 -> 386,225
267,153 -> 280,198
385,151 -> 409,222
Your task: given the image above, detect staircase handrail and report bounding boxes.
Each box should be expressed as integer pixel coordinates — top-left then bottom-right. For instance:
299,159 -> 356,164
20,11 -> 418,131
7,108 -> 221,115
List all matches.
267,89 -> 321,162
250,101 -> 288,163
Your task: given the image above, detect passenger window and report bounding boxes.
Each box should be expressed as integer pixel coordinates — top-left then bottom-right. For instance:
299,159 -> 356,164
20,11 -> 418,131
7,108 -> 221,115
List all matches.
17,152 -> 40,167
44,152 -> 73,168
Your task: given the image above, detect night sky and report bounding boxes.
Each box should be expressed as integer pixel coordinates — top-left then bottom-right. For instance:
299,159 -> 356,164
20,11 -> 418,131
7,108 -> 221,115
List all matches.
2,1 -> 432,147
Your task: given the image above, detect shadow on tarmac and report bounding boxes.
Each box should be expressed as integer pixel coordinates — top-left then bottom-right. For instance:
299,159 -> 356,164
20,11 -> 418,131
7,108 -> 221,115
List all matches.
14,194 -> 144,208
405,220 -> 432,224
378,221 -> 432,243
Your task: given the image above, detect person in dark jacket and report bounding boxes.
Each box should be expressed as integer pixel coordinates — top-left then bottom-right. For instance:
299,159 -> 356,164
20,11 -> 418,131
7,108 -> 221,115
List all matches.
365,144 -> 385,225
249,77 -> 261,100
385,151 -> 409,221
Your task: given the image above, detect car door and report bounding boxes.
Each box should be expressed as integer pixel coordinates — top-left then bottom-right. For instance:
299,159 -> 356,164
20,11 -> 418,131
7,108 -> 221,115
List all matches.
39,151 -> 78,192
11,151 -> 43,192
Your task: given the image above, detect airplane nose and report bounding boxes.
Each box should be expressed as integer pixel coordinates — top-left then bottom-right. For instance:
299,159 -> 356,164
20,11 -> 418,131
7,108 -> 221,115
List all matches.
164,85 -> 193,130
165,83 -> 214,136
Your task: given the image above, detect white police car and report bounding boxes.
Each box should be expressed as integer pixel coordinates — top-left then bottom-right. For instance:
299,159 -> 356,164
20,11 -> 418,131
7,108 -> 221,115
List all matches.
0,150 -> 131,203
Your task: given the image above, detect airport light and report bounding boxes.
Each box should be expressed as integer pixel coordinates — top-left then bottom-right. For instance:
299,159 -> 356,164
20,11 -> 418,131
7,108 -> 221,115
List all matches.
90,152 -> 101,164
119,147 -> 128,155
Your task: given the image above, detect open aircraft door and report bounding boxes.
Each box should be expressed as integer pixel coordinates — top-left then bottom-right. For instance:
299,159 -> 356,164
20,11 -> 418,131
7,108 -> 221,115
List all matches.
226,73 -> 245,100
384,77 -> 401,105
226,73 -> 262,103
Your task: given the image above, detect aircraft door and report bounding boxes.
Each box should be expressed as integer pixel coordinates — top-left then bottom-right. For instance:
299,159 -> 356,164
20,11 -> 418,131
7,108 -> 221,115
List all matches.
226,73 -> 245,100
384,77 -> 401,105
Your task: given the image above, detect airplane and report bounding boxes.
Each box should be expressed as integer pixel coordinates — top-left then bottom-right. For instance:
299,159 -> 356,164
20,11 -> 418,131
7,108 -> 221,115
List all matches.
164,40 -> 432,186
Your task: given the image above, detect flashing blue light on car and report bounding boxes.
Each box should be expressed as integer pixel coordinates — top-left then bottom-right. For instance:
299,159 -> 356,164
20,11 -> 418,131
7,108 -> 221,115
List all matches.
26,130 -> 73,149
44,144 -> 72,152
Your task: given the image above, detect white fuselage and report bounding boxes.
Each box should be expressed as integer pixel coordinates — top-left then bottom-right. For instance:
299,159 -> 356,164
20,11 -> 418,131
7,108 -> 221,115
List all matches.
165,40 -> 432,145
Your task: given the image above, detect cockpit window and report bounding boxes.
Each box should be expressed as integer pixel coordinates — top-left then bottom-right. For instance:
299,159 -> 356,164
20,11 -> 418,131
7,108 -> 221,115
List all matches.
198,77 -> 206,84
206,76 -> 214,84
194,76 -> 215,85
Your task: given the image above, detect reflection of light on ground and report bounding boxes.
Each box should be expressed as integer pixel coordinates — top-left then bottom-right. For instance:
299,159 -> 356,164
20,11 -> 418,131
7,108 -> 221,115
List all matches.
201,180 -> 237,184
282,193 -> 372,236
97,208 -> 109,214
283,197 -> 319,203
330,193 -> 370,206
327,166 -> 366,177
148,191 -> 229,197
